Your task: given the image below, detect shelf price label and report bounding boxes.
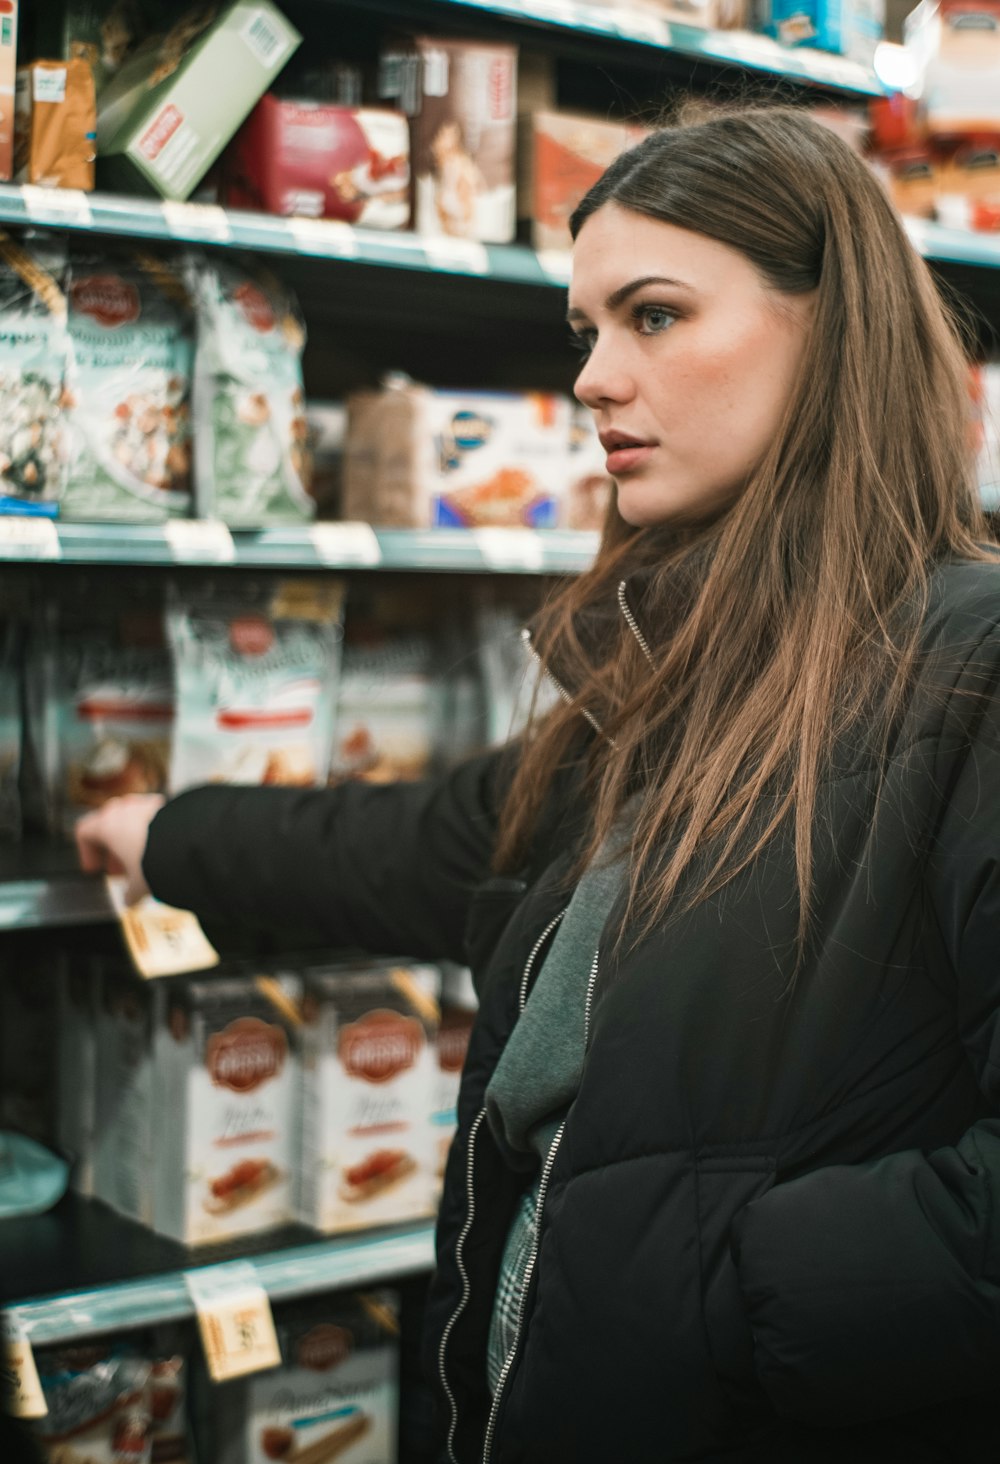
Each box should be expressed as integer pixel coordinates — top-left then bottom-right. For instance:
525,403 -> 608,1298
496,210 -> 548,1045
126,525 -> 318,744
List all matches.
161,201 -> 233,242
186,1263 -> 280,1383
164,518 -> 236,564
288,216 -> 358,258
2,1314 -> 47,1419
310,521 -> 381,566
0,516 -> 61,561
422,236 -> 490,275
474,528 -> 546,571
107,876 -> 220,979
20,185 -> 93,228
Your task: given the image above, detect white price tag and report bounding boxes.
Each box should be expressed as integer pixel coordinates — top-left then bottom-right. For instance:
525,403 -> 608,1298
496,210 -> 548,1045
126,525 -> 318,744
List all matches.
614,9 -> 670,44
161,201 -> 233,242
288,216 -> 358,257
164,518 -> 236,563
0,515 -> 60,561
310,521 -> 382,566
528,0 -> 578,23
20,185 -> 93,227
186,1263 -> 280,1383
423,236 -> 491,275
536,249 -> 572,284
106,876 -> 221,980
474,528 -> 546,571
2,1314 -> 47,1420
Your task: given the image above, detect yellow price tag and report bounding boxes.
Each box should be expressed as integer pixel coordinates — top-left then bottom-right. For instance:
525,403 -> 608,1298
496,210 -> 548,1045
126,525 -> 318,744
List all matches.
186,1263 -> 281,1383
2,1314 -> 47,1420
106,877 -> 220,979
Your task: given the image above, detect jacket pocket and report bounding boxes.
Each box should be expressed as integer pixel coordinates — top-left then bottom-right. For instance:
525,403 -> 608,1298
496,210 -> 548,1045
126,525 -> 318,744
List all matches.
463,875 -> 528,979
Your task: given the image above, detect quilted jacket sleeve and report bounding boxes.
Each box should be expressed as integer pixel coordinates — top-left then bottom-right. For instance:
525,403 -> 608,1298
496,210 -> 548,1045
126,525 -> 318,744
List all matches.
142,748 -> 511,963
731,627 -> 1000,1426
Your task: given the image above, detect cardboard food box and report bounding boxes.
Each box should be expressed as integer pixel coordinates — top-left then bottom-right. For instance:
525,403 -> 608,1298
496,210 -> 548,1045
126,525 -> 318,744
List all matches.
430,964 -> 476,1196
905,0 -> 1000,137
298,962 -> 440,1235
761,0 -> 884,60
96,0 -> 301,200
379,37 -> 517,242
15,57 -> 97,188
225,94 -> 411,227
152,974 -> 302,1245
343,382 -> 572,528
519,109 -> 648,254
0,0 -> 18,181
216,1291 -> 400,1464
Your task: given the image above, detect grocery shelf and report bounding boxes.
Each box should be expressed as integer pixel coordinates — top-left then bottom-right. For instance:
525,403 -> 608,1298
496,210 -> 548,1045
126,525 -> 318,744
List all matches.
0,848 -> 113,931
903,218 -> 1000,274
0,1193 -> 436,1345
0,520 -> 600,575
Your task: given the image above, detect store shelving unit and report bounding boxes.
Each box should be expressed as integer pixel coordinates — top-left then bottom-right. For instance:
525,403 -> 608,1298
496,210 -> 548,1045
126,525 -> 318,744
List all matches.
2,0 -> 999,1408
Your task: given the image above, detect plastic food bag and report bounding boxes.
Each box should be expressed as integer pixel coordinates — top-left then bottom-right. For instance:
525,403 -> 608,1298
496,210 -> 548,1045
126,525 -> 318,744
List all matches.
0,231 -> 70,504
62,250 -> 193,521
167,579 -> 345,793
331,630 -> 435,783
32,1346 -> 153,1462
190,256 -> 314,526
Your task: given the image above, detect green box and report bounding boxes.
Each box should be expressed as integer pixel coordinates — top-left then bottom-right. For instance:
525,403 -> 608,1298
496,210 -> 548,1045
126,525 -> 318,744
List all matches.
96,1 -> 301,200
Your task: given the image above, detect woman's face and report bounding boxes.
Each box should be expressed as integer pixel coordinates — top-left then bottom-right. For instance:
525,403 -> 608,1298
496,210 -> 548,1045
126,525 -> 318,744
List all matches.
569,204 -> 815,528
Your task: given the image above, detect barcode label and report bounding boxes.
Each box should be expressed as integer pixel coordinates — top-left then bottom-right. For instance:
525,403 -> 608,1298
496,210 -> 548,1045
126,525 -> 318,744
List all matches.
240,9 -> 290,67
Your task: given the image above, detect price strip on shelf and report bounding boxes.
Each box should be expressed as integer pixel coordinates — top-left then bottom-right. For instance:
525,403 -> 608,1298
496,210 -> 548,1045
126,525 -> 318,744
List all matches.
0,515 -> 61,561
186,1262 -> 280,1383
107,876 -> 221,979
422,237 -> 490,275
613,8 -> 670,44
288,217 -> 358,258
2,1314 -> 47,1420
474,528 -> 546,572
525,0 -> 578,23
310,521 -> 382,566
161,201 -> 233,242
164,518 -> 236,564
20,185 -> 93,228
535,249 -> 572,285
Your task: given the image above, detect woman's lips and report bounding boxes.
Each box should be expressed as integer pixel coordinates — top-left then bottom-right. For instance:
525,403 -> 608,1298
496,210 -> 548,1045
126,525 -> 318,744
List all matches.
605,443 -> 654,475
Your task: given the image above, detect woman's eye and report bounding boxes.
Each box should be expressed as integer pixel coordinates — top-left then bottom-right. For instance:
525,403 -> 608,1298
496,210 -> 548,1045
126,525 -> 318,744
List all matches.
636,306 -> 675,335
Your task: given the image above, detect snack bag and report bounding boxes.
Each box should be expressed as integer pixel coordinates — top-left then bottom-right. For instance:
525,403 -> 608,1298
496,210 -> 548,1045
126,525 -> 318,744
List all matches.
62,251 -> 193,521
331,630 -> 435,783
31,1344 -> 154,1463
190,256 -> 314,526
0,230 -> 70,504
167,579 -> 345,793
14,57 -> 97,189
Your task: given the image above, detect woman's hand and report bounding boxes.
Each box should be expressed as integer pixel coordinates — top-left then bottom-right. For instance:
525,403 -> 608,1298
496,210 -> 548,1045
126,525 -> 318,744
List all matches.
75,793 -> 165,905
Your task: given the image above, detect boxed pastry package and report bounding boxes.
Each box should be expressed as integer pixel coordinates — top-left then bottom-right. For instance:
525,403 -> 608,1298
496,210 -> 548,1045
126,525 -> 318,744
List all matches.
62,251 -> 193,521
379,37 -> 517,242
904,0 -> 1000,139
166,579 -> 345,794
343,381 -> 572,528
0,231 -> 70,506
95,0 -> 301,200
430,964 -> 477,1194
298,961 -> 440,1235
331,629 -> 436,783
225,94 -> 411,228
760,0 -> 884,59
92,962 -> 165,1226
56,957 -> 99,1196
190,256 -> 314,526
518,110 -> 647,253
215,1290 -> 400,1464
151,973 -> 302,1246
34,0 -> 148,96
0,0 -> 18,181
14,56 -> 97,188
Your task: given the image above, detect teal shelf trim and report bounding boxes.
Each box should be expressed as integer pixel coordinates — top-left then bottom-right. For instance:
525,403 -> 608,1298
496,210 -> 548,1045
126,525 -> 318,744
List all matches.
903,217 -> 1000,272
5,1222 -> 437,1345
0,876 -> 113,932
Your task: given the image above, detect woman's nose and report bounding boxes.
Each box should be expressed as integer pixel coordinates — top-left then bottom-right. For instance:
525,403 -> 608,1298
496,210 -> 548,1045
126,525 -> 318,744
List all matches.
573,339 -> 635,409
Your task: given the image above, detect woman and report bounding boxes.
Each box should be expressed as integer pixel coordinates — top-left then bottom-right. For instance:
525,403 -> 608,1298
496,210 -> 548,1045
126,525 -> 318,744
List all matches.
78,109 -> 1000,1462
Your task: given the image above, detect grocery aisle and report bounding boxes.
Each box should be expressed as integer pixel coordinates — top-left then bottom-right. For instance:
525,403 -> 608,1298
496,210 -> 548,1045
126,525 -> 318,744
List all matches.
1,2 -> 998,1462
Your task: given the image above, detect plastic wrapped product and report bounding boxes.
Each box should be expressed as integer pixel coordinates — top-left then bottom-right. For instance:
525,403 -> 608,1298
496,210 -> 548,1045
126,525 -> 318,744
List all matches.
14,57 -> 97,189
0,231 -> 70,505
167,579 -> 345,793
61,251 -> 193,521
31,1343 -> 154,1464
331,630 -> 435,783
190,256 -> 314,526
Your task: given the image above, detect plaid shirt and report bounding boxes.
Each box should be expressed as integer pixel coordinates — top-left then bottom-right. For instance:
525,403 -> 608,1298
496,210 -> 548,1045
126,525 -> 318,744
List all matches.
487,1182 -> 541,1394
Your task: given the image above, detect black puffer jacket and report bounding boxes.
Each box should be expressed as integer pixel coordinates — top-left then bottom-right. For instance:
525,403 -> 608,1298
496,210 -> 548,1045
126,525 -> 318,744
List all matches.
146,560 -> 1000,1464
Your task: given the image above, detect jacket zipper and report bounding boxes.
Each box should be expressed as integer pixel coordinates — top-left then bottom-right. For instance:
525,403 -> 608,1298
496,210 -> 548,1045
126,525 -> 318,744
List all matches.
481,944 -> 602,1464
520,627 -> 610,743
617,579 -> 655,666
439,1108 -> 487,1464
519,909 -> 567,1013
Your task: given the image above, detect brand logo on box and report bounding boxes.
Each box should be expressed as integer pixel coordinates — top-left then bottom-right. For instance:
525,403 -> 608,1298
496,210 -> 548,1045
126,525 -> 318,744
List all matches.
296,1324 -> 353,1371
340,1009 -> 423,1084
71,275 -> 141,329
139,104 -> 183,162
228,615 -> 276,657
233,282 -> 275,334
208,1017 -> 287,1092
489,57 -> 512,121
438,1017 -> 472,1074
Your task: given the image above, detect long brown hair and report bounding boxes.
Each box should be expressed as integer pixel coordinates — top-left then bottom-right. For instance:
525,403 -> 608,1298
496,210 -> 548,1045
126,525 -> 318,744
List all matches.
494,106 -> 988,952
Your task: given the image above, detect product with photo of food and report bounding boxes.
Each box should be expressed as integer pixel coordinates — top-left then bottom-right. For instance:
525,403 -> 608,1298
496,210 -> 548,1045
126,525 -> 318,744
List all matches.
330,630 -> 435,784
0,231 -> 70,505
31,1344 -> 155,1464
518,110 -> 647,254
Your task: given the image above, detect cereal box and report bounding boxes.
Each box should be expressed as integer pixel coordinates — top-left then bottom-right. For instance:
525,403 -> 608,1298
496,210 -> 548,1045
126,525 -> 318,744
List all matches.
298,963 -> 440,1234
152,974 -> 301,1246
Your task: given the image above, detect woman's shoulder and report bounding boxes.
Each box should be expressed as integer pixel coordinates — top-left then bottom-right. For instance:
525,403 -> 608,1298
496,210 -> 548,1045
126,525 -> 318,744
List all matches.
925,551 -> 1000,647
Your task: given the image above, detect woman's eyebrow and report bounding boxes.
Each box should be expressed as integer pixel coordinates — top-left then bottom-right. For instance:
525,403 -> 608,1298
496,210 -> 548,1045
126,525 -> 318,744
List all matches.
567,274 -> 694,323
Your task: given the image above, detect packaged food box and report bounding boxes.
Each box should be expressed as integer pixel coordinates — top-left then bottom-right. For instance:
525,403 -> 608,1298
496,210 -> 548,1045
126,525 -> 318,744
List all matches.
31,1343 -> 156,1464
152,973 -> 302,1245
14,56 -> 97,188
518,109 -> 647,253
379,37 -> 517,243
57,958 -> 99,1195
62,252 -> 193,521
298,962 -> 440,1234
95,0 -> 301,200
905,0 -> 1000,137
0,0 -> 18,181
761,0 -> 883,60
331,630 -> 436,783
216,1291 -> 400,1464
34,0 -> 148,95
190,255 -> 314,527
225,94 -> 411,228
430,964 -> 476,1194
0,231 -> 70,506
343,382 -> 572,528
92,963 -> 165,1225
166,579 -> 345,793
